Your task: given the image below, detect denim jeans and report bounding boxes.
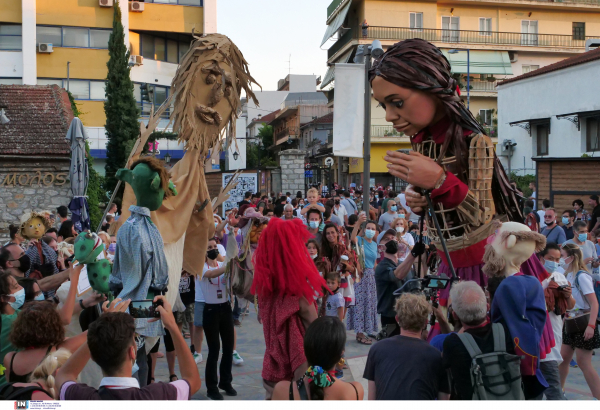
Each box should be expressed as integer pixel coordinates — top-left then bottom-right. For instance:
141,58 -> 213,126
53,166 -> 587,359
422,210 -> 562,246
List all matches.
540,360 -> 566,400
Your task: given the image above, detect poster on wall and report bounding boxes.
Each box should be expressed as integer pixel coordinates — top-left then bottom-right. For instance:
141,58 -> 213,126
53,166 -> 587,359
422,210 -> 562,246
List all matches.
222,173 -> 258,218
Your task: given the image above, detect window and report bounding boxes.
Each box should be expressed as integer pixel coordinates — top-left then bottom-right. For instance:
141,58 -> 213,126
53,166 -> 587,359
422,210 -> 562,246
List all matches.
586,117 -> 600,151
479,109 -> 493,126
178,41 -> 190,61
140,34 -> 187,63
521,20 -> 538,46
479,17 -> 492,36
573,22 -> 585,41
154,37 -> 166,61
0,78 -> 22,85
36,26 -> 111,48
410,12 -> 423,31
442,16 -> 460,43
135,83 -> 171,117
0,24 -> 22,50
63,27 -> 89,48
536,124 -> 549,156
167,40 -> 178,63
522,65 -> 540,74
36,79 -> 107,100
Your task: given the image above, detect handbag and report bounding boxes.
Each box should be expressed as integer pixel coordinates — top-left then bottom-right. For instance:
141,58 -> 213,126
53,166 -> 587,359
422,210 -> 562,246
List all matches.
564,270 -> 592,335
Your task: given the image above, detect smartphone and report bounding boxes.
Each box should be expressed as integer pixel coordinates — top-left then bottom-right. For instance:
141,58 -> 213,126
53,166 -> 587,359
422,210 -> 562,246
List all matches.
130,299 -> 163,319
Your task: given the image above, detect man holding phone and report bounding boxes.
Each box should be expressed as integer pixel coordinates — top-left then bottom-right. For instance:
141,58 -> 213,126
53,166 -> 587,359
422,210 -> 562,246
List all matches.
57,296 -> 202,400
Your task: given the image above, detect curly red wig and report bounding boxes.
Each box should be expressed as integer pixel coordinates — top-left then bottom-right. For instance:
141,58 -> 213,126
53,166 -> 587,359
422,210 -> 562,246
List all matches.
251,218 -> 327,300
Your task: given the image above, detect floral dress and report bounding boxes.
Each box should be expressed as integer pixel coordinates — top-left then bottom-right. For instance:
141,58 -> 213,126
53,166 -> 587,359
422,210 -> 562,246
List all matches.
346,236 -> 379,335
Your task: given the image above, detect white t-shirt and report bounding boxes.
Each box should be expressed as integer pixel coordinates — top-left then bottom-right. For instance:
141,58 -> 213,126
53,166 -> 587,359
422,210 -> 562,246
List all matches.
537,210 -> 546,229
217,243 -> 226,257
333,204 -> 347,221
199,261 -> 228,304
397,193 -> 419,225
541,271 -> 569,363
325,292 -> 344,317
398,232 -> 415,262
566,270 -> 595,310
194,273 -> 205,303
531,191 -> 537,210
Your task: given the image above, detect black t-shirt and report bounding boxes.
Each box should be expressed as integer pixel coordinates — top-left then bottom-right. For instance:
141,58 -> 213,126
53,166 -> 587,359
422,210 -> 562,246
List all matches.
442,323 -> 514,400
590,204 -> 600,231
179,274 -> 195,306
238,199 -> 251,208
374,257 -> 400,317
364,335 -> 450,400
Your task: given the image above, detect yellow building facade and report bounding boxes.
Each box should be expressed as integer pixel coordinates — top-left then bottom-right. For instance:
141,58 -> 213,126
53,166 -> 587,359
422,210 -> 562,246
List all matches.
322,0 -> 600,184
1,0 -> 214,174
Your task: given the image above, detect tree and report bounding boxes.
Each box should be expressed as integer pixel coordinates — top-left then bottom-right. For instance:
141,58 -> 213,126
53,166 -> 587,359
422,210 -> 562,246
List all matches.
247,124 -> 277,168
104,1 -> 140,196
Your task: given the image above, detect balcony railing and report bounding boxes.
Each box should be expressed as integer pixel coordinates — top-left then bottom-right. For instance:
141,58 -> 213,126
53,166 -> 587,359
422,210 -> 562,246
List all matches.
371,125 -> 405,138
328,26 -> 355,59
461,79 -> 499,92
363,26 -> 592,49
275,127 -> 300,141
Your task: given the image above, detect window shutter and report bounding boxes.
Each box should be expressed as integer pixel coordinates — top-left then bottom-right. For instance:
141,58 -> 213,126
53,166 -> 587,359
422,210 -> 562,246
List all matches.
410,13 -> 415,29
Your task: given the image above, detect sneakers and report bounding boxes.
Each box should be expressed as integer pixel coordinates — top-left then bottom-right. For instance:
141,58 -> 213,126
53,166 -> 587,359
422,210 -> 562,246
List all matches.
193,352 -> 203,364
219,384 -> 238,396
570,359 -> 578,368
233,319 -> 242,327
207,390 -> 224,400
233,350 -> 244,365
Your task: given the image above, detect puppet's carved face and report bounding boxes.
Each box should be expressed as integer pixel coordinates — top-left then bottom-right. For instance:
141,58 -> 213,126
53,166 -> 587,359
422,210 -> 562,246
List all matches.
249,221 -> 267,244
193,61 -> 235,128
483,222 -> 540,278
371,76 -> 443,137
22,217 -> 46,240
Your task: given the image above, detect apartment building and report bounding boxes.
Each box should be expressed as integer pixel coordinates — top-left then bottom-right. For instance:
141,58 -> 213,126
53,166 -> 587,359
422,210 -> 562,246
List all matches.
0,0 -> 216,174
321,0 -> 600,187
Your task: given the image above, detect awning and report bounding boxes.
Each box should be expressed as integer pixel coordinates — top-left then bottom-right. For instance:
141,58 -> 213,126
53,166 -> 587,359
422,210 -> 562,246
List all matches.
320,49 -> 353,89
509,117 -> 551,136
442,50 -> 513,75
321,1 -> 351,46
556,110 -> 600,131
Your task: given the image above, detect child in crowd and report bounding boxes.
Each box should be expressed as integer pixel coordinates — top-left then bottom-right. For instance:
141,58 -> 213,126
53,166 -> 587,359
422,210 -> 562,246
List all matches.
320,272 -> 345,379
301,188 -> 325,216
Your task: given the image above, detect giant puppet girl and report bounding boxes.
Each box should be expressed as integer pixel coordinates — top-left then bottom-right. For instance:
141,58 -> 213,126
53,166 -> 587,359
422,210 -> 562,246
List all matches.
372,39 -> 549,297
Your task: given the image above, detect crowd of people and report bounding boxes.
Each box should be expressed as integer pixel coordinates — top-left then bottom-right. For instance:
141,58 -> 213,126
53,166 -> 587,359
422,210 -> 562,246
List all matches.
0,183 -> 599,401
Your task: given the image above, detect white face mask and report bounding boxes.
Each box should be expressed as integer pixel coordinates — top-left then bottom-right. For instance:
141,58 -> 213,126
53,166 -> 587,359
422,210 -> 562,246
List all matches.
396,226 -> 404,233
310,253 -> 318,259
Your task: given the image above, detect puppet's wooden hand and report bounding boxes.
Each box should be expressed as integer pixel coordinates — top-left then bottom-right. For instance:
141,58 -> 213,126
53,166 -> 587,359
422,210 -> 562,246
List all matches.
384,150 -> 444,190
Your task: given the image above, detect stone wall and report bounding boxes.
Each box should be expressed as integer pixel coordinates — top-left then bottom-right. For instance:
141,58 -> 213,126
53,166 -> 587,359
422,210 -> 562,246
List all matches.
0,157 -> 71,241
278,149 -> 305,197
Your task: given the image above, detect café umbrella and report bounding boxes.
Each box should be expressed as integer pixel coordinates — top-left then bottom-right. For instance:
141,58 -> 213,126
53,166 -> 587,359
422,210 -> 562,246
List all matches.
65,117 -> 90,232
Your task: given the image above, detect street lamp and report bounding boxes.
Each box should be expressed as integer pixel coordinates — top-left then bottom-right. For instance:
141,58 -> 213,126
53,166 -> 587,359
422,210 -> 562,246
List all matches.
164,152 -> 171,164
448,48 -> 470,109
233,151 -> 239,161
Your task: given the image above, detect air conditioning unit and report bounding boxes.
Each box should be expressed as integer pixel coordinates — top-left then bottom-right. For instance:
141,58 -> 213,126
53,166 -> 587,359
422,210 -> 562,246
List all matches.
129,55 -> 143,66
38,43 -> 53,53
99,0 -> 113,7
129,1 -> 144,12
508,51 -> 518,63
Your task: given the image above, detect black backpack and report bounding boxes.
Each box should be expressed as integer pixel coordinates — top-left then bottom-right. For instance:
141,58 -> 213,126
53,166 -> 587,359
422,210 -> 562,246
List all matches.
0,383 -> 53,400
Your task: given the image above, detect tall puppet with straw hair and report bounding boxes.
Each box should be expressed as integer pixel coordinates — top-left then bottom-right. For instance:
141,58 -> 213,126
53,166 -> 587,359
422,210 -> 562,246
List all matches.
112,34 -> 259,308
371,39 -> 549,296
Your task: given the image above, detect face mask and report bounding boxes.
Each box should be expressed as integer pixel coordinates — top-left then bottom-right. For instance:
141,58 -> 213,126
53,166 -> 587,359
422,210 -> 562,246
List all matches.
391,206 -> 397,212
108,243 -> 117,253
15,254 -> 31,274
365,229 -> 376,239
34,293 -> 45,301
309,221 -> 319,229
206,249 -> 219,260
544,259 -> 559,274
562,217 -> 570,225
578,233 -> 588,242
214,222 -> 218,228
399,214 -> 405,219
7,288 -> 25,310
310,253 -> 318,259
559,257 -> 573,268
396,226 -> 404,233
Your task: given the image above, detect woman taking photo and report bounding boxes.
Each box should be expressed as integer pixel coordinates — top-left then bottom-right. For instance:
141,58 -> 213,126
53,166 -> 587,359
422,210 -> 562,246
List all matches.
347,213 -> 379,345
272,316 -> 363,400
558,244 -> 600,399
394,218 -> 415,263
198,237 -> 236,400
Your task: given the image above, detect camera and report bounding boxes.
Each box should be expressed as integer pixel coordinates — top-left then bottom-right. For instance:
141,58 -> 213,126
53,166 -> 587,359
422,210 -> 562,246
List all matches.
130,299 -> 163,319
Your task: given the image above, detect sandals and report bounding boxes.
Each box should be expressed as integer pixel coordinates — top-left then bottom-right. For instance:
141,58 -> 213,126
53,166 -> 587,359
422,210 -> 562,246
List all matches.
169,374 -> 179,382
183,332 -> 191,339
356,334 -> 373,345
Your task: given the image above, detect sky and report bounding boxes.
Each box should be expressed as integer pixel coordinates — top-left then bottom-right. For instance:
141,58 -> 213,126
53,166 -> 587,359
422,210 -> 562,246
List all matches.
217,0 -> 332,92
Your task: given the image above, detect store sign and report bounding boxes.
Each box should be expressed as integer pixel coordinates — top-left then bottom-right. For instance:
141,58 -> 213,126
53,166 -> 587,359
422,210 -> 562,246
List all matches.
0,172 -> 68,187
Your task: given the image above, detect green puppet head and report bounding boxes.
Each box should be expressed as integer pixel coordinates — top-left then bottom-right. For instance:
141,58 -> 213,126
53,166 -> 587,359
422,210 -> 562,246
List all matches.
74,232 -> 104,264
116,157 -> 177,211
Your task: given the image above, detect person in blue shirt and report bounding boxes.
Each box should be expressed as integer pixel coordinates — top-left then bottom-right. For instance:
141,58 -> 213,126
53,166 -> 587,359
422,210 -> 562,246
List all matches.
541,208 -> 567,244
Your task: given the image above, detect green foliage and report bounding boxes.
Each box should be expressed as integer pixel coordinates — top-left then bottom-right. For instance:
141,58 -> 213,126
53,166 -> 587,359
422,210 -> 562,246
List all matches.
67,91 -> 84,118
510,173 -> 536,197
103,0 -> 140,197
247,124 -> 277,168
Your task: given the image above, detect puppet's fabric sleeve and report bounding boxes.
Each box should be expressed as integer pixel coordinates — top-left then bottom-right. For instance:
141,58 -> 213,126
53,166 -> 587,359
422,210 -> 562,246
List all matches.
430,171 -> 469,210
491,275 -> 548,386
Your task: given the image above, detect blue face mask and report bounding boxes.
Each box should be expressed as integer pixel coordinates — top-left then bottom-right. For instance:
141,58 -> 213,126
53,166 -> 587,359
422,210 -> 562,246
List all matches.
34,293 -> 45,301
7,288 -> 25,310
399,214 -> 405,219
562,217 -> 570,225
108,243 -> 116,253
544,259 -> 559,274
309,221 -> 319,229
365,229 -> 376,239
578,233 -> 588,242
391,206 -> 397,212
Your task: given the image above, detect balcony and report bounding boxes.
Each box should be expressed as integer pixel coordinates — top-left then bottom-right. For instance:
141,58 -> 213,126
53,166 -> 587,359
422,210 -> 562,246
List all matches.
371,125 -> 405,138
275,127 -> 300,145
328,26 -> 355,59
461,79 -> 499,93
363,26 -> 592,49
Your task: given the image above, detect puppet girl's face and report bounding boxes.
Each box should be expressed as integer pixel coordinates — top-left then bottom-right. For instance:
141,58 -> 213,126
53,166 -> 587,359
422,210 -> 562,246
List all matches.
372,76 -> 443,137
23,217 -> 46,239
